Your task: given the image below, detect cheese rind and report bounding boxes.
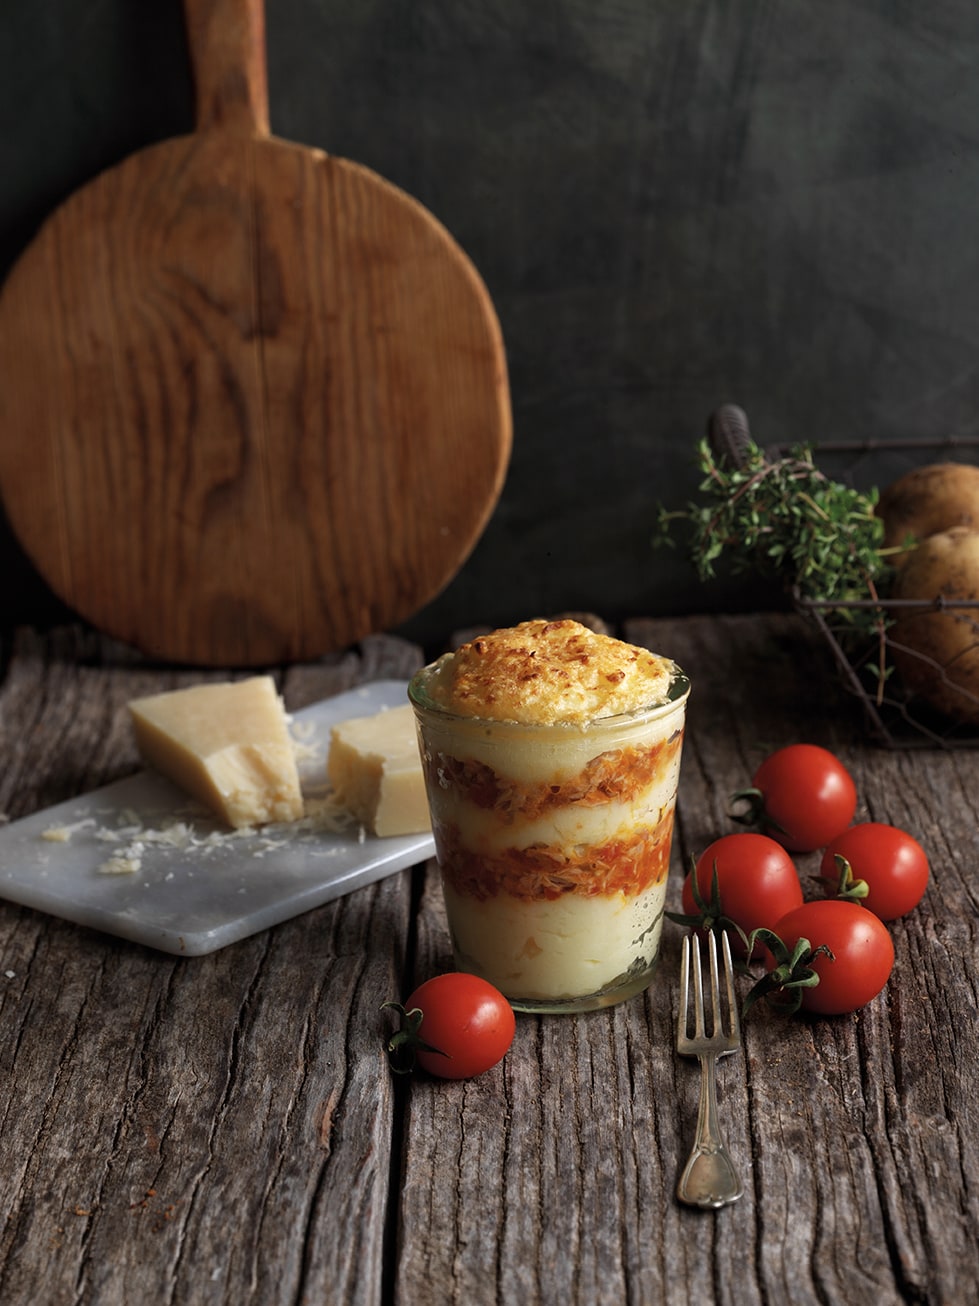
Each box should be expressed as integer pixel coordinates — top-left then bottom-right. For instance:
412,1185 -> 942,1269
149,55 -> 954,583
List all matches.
327,704 -> 430,837
128,677 -> 304,829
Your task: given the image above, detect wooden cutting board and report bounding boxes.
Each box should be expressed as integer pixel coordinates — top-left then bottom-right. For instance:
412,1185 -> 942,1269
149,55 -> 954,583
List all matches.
0,0 -> 511,666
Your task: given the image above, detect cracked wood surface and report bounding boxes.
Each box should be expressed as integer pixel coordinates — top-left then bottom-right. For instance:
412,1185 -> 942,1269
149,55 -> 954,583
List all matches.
0,614 -> 976,1305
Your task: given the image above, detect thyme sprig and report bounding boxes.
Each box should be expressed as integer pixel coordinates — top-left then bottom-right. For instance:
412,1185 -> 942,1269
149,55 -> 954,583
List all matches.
657,437 -> 892,633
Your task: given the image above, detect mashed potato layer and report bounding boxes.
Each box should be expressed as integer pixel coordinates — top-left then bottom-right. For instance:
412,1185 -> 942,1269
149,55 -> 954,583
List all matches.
443,879 -> 667,1000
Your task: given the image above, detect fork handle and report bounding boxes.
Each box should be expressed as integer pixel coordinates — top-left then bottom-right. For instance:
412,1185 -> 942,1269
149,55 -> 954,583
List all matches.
677,1052 -> 744,1209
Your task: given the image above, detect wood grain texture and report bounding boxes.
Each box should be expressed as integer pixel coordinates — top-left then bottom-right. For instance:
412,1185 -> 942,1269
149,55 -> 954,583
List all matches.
0,0 -> 511,666
0,625 -> 424,1306
394,614 -> 979,1306
0,614 -> 976,1304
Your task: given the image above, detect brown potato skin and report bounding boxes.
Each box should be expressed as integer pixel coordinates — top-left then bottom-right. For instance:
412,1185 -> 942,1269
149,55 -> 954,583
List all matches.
877,462 -> 979,565
890,526 -> 979,723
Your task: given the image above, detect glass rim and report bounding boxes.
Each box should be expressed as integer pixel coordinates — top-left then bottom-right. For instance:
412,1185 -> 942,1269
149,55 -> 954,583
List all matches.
407,658 -> 691,730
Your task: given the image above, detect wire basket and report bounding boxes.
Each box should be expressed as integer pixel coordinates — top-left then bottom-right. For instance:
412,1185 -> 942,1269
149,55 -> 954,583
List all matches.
793,592 -> 979,749
707,406 -> 979,749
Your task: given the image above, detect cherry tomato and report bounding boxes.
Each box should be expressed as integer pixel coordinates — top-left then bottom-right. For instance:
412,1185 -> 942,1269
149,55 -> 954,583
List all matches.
679,833 -> 804,957
820,822 -> 929,921
743,744 -> 857,852
764,900 -> 894,1015
387,973 -> 515,1080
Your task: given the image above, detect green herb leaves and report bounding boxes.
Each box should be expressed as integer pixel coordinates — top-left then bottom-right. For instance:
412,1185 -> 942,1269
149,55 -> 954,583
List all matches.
658,438 -> 889,611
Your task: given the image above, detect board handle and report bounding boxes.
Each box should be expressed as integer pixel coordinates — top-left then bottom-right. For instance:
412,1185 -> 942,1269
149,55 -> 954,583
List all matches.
184,0 -> 270,136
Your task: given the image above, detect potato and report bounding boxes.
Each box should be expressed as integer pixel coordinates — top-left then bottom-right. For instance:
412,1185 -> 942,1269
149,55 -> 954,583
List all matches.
890,526 -> 979,723
877,462 -> 979,565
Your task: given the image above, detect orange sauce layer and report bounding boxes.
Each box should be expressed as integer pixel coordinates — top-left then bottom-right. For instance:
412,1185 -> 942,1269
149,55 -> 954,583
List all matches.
434,809 -> 676,903
425,733 -> 682,824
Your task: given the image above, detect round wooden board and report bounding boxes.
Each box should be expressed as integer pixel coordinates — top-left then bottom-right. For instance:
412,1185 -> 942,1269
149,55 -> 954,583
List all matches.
0,1 -> 511,665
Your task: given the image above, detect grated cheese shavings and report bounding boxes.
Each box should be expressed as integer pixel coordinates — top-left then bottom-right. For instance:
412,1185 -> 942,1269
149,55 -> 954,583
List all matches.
36,774 -> 375,881
98,852 -> 143,876
42,818 -> 97,843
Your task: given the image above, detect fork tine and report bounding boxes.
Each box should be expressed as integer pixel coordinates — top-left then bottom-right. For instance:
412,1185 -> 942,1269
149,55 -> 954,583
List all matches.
692,934 -> 706,1038
678,933 -> 691,1041
706,930 -> 720,1037
721,929 -> 740,1040
677,930 -> 742,1053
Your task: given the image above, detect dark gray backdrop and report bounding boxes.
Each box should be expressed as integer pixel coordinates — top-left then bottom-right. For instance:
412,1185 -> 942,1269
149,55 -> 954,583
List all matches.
3,1 -> 978,652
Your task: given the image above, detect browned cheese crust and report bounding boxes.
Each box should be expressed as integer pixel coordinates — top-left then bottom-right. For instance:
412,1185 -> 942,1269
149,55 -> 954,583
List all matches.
424,619 -> 676,724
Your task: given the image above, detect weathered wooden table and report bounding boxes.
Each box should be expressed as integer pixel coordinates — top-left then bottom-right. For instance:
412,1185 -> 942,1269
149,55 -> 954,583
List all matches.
0,612 -> 975,1305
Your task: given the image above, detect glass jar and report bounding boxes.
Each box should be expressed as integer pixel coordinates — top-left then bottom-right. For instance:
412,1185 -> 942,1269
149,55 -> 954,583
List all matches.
409,661 -> 690,1013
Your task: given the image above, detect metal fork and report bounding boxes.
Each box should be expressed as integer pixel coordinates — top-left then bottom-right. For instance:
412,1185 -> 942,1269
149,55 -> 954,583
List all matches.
676,930 -> 744,1208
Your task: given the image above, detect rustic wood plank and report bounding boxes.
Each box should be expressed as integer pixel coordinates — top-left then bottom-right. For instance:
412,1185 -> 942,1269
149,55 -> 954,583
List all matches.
392,612 -> 979,1306
3,616 -> 978,1305
0,626 -> 425,1305
640,614 -> 979,1304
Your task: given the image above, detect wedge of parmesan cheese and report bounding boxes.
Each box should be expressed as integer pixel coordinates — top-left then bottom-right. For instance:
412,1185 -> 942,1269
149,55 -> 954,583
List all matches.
128,677 -> 304,829
327,704 -> 430,837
